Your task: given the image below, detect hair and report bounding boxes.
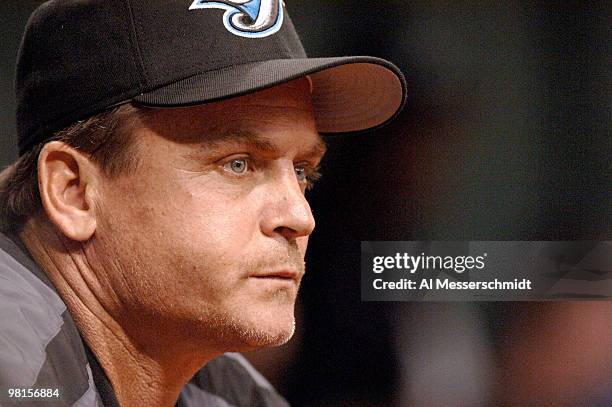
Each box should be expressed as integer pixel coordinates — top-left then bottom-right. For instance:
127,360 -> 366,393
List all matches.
0,103 -> 144,233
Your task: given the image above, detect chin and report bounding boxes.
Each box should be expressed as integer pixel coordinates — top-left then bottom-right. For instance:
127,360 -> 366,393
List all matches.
239,288 -> 299,344
206,303 -> 297,353
241,310 -> 296,349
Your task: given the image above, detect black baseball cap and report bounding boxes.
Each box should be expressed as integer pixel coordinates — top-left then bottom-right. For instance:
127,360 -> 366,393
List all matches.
16,0 -> 407,155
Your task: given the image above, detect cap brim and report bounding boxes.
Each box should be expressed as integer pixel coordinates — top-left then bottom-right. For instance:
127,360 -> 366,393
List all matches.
133,56 -> 406,134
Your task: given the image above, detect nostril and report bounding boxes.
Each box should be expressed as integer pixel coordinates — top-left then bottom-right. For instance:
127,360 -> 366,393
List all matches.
273,226 -> 296,241
274,225 -> 297,237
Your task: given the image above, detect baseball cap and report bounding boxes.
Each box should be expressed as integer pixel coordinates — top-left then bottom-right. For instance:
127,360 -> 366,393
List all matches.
16,0 -> 407,155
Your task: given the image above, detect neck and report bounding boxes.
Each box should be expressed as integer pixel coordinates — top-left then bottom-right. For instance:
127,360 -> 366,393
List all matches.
20,220 -> 215,407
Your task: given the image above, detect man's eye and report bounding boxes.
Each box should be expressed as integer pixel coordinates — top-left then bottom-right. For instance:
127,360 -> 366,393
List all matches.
294,166 -> 307,182
224,158 -> 249,174
295,165 -> 322,190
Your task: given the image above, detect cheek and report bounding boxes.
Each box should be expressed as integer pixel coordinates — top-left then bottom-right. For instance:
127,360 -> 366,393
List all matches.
115,178 -> 260,262
97,185 -> 258,302
99,161 -> 279,272
175,189 -> 260,251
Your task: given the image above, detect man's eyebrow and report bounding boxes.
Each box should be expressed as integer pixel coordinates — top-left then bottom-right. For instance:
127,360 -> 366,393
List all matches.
195,129 -> 328,157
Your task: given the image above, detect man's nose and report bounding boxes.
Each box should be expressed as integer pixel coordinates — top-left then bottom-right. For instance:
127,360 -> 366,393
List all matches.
260,166 -> 316,241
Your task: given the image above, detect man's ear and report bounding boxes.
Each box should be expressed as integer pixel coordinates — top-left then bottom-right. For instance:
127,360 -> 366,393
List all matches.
38,141 -> 100,241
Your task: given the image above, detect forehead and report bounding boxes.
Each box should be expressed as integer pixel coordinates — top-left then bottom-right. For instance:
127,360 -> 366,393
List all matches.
139,77 -> 317,142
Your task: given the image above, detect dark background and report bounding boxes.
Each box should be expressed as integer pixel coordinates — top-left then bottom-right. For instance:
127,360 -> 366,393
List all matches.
1,1 -> 610,406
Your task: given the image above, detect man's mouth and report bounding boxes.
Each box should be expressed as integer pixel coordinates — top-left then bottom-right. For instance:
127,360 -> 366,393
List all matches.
251,269 -> 301,283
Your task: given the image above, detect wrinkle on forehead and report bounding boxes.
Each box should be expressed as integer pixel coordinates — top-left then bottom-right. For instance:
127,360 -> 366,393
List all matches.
185,128 -> 327,160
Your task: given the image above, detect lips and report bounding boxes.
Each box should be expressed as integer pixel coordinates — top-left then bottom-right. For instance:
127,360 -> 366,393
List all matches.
251,269 -> 301,283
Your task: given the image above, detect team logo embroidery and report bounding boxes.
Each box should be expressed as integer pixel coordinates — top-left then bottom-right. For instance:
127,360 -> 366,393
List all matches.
189,0 -> 284,38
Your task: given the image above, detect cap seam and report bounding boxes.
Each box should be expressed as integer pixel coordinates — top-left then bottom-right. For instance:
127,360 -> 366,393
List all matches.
143,56 -> 396,93
141,52 -> 296,94
137,58 -> 320,98
136,57 -> 402,107
125,0 -> 150,88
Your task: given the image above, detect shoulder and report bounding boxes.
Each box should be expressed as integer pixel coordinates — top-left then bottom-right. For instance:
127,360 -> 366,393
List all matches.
179,353 -> 291,407
0,232 -> 67,386
0,232 -> 100,406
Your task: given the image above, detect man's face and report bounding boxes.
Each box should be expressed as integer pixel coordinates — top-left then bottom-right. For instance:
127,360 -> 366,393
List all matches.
91,78 -> 325,353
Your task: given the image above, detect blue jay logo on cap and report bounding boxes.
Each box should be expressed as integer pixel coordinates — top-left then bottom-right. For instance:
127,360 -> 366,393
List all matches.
189,0 -> 284,38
